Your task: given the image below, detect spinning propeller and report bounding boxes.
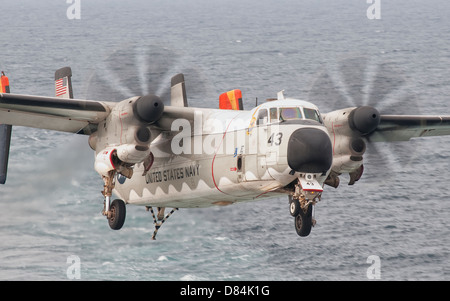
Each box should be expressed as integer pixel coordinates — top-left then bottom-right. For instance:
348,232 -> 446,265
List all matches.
83,43 -> 211,106
307,55 -> 420,181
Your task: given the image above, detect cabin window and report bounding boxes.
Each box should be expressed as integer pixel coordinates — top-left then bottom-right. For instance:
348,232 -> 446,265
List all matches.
279,107 -> 302,121
270,108 -> 278,122
303,108 -> 322,123
257,109 -> 268,125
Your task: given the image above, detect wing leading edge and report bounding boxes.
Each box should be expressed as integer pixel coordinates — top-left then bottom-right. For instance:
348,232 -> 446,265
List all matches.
3,93 -> 450,140
369,115 -> 450,142
0,93 -> 113,135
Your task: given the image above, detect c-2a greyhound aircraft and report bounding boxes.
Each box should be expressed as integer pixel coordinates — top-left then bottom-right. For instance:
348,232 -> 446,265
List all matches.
1,67 -> 450,239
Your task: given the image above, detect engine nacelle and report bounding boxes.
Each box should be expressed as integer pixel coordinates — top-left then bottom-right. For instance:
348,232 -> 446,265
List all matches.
331,135 -> 366,173
115,143 -> 151,164
111,94 -> 164,148
323,106 -> 380,138
323,106 -> 380,183
90,94 -> 164,168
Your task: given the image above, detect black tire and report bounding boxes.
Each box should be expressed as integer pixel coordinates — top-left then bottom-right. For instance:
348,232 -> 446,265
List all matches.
108,199 -> 126,230
294,204 -> 313,237
289,197 -> 300,217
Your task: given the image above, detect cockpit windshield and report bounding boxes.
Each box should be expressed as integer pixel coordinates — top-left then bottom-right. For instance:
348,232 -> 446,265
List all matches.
250,105 -> 323,133
303,108 -> 322,123
279,107 -> 302,121
269,106 -> 322,124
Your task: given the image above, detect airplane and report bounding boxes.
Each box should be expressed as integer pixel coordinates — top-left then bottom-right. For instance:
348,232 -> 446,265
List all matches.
1,67 -> 450,240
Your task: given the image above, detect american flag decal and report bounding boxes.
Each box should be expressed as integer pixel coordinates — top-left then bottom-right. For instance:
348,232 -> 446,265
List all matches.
55,77 -> 67,97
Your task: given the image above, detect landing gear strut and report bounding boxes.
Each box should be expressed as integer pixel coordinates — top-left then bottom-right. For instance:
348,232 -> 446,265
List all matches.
289,176 -> 321,237
101,170 -> 126,230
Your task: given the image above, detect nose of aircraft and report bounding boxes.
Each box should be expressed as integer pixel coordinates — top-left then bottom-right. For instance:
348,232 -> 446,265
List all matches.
287,128 -> 333,174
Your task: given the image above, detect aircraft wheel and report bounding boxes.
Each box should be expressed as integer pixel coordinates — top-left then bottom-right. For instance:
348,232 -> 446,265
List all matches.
108,199 -> 126,230
289,197 -> 300,217
294,204 -> 313,237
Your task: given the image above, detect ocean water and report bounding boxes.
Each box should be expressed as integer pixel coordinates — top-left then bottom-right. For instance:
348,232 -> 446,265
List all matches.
0,0 -> 449,281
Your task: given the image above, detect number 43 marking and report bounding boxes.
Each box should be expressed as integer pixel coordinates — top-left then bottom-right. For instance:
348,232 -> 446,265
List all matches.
268,132 -> 283,146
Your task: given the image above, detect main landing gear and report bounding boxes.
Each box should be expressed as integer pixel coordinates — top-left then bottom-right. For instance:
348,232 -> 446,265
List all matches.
108,198 -> 126,230
101,170 -> 126,230
289,176 -> 321,237
100,170 -> 177,239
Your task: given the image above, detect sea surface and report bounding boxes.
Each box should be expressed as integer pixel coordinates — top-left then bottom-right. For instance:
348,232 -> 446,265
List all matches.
0,0 -> 449,281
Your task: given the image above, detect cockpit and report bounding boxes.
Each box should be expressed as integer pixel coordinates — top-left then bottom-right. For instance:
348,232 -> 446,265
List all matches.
256,106 -> 323,125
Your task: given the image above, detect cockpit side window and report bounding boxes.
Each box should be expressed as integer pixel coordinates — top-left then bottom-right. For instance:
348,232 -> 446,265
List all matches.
269,108 -> 278,123
303,108 -> 322,123
279,107 -> 302,121
257,109 -> 268,125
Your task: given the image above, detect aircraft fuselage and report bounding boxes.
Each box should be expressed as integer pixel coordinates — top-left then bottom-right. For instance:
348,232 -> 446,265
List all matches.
113,99 -> 332,208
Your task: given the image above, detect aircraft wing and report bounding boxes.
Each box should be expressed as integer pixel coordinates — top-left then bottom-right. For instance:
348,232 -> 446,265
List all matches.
0,93 -> 113,135
0,92 -> 205,135
154,105 -> 208,131
369,115 -> 450,142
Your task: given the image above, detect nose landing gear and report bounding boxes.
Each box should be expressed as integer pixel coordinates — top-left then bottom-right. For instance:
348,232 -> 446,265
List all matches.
289,195 -> 315,237
289,175 -> 322,237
